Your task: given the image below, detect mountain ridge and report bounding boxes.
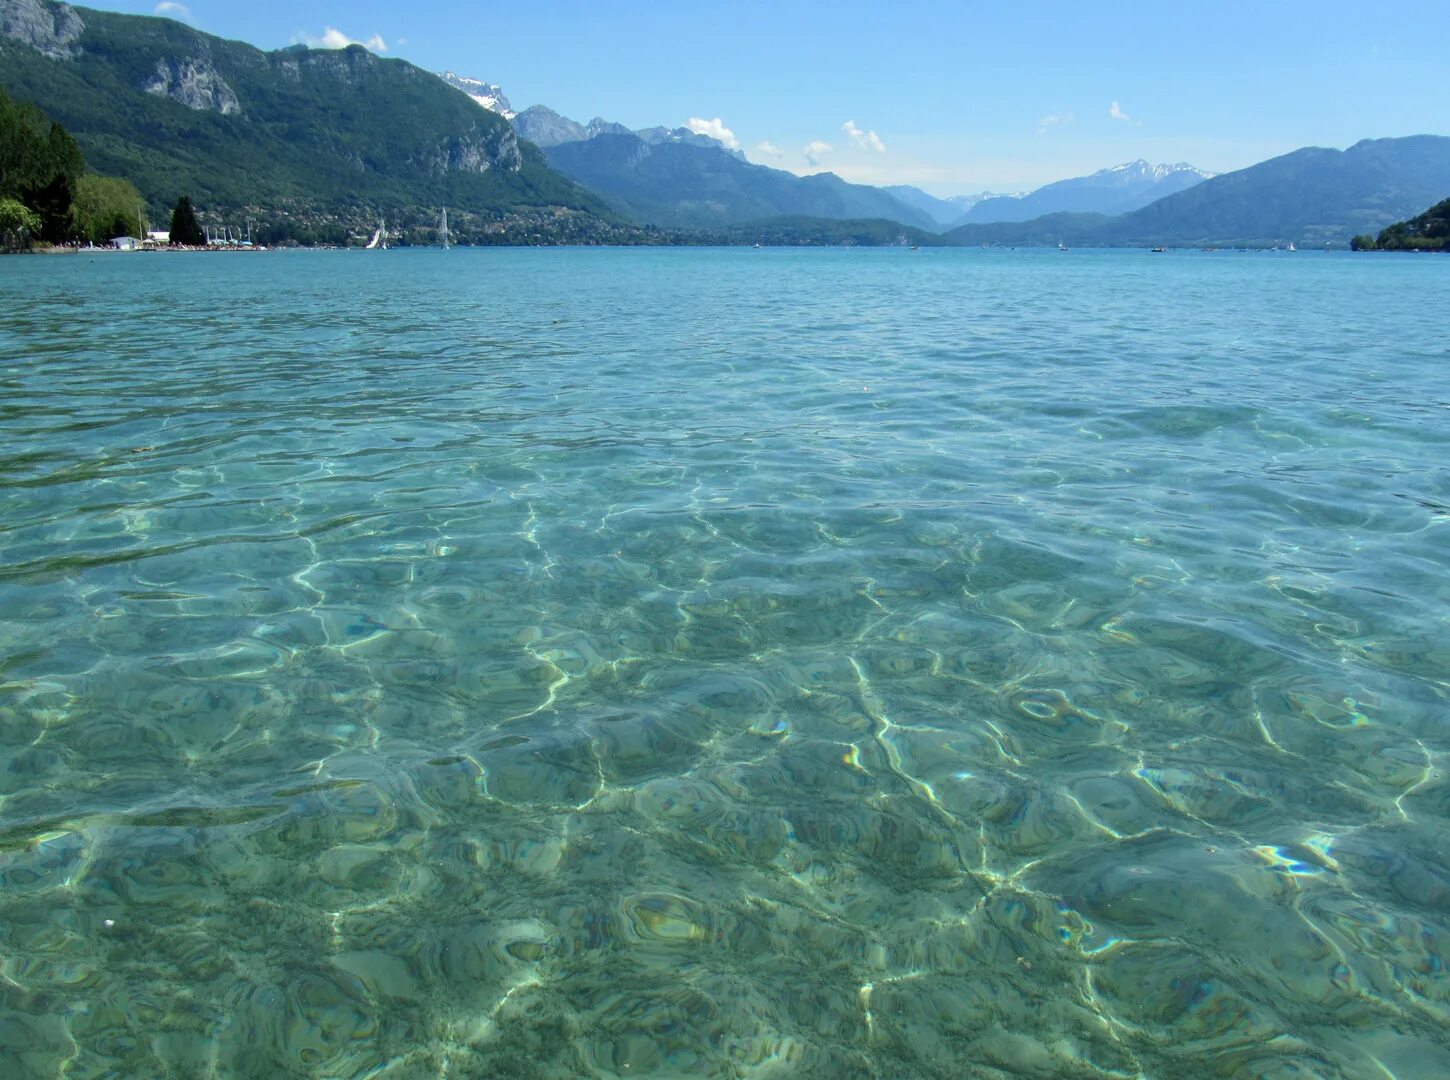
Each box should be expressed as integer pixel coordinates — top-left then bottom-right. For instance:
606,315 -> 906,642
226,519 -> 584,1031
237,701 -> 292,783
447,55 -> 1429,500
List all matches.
446,74 -> 931,227
944,136 -> 1450,247
882,185 -> 1026,228
429,71 -> 1224,234
0,0 -> 629,243
541,133 -> 938,231
438,71 -> 513,119
959,160 -> 1212,224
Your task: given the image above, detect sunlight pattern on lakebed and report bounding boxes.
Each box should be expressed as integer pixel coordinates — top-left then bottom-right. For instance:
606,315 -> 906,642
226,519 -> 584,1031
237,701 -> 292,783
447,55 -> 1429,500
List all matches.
1,248 -> 1447,1078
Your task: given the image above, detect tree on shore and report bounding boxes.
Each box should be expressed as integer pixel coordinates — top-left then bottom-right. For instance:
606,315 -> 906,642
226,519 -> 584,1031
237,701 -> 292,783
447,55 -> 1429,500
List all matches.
1,86 -> 85,243
73,175 -> 147,242
0,197 -> 41,251
169,196 -> 205,245
25,124 -> 84,243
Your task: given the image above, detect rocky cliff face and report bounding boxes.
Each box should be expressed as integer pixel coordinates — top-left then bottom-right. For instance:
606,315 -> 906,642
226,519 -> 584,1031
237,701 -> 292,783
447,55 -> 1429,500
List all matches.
412,125 -> 522,175
285,43 -> 381,85
636,125 -> 746,160
512,105 -> 589,148
587,118 -> 633,139
143,57 -> 241,115
0,0 -> 83,59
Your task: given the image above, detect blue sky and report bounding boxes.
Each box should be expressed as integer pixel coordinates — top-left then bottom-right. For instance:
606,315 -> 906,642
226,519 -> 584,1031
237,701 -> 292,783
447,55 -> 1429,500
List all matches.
114,1 -> 1450,194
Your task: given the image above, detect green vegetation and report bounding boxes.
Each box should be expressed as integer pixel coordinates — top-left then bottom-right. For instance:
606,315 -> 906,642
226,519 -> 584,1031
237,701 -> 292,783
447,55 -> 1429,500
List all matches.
0,81 -> 84,242
1352,198 -> 1449,251
0,196 -> 40,250
1,79 -> 166,248
72,173 -> 146,242
169,195 -> 204,246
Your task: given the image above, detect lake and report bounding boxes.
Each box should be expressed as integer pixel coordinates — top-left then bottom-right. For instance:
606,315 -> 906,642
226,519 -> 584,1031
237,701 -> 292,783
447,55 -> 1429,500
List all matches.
1,247 -> 1447,1078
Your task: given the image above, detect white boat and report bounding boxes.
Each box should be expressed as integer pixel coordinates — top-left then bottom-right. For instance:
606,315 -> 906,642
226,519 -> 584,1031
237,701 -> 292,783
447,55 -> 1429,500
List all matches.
1287,241 -> 1296,252
440,208 -> 451,250
366,219 -> 388,250
1058,241 -> 1069,252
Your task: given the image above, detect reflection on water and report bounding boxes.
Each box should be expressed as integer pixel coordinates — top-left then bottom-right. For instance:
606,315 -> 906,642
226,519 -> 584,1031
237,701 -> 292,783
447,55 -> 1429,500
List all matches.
1,248 -> 1447,1078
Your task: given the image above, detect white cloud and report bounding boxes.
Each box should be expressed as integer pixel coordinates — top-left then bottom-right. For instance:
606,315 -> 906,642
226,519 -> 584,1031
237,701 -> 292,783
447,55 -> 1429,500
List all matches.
803,140 -> 833,166
686,117 -> 739,150
1109,100 -> 1131,122
755,140 -> 783,157
293,27 -> 388,52
153,1 -> 191,20
842,119 -> 886,153
1036,112 -> 1074,136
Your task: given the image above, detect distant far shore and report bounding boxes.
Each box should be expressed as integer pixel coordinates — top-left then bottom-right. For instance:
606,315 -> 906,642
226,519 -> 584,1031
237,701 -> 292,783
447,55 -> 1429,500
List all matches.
33,244 -> 269,255
7,242 -> 1418,258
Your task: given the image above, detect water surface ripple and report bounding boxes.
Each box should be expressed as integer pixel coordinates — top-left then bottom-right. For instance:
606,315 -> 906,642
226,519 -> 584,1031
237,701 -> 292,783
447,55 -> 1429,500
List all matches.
1,248 -> 1448,1078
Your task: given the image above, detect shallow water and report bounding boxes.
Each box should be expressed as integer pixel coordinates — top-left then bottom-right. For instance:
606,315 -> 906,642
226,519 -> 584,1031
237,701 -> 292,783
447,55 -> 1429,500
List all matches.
1,247 -> 1447,1078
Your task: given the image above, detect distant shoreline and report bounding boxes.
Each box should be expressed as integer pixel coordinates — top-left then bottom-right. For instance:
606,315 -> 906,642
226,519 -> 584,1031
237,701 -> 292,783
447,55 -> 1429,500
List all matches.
33,246 -> 270,255
7,243 -> 1412,257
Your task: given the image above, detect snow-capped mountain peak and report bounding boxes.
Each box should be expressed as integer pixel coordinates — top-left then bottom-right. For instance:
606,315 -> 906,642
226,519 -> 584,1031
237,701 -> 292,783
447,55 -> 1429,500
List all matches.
1105,160 -> 1214,181
437,72 -> 515,119
946,190 -> 1028,208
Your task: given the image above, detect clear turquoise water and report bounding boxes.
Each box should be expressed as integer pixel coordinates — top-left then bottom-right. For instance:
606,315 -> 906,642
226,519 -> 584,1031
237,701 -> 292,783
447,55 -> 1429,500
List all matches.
1,247 -> 1447,1079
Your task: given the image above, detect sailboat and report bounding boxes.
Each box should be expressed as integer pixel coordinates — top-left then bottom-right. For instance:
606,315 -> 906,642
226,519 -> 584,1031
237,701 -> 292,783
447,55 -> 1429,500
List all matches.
1287,241 -> 1296,252
440,207 -> 451,250
366,219 -> 388,250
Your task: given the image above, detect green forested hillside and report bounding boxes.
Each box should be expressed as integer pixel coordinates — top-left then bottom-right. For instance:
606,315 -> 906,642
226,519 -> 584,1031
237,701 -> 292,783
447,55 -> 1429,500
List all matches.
1353,197 -> 1450,251
0,1 -> 622,242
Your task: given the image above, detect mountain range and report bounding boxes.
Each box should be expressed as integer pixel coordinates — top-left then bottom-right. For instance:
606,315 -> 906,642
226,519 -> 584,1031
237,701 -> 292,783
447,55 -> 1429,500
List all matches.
944,136 -> 1450,247
875,164 -> 1212,230
448,78 -> 1218,233
540,132 -> 939,230
881,187 -> 1025,228
0,0 -> 625,243
508,105 -> 746,160
469,95 -> 933,228
957,161 -> 1212,223
3,1 -> 1447,248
